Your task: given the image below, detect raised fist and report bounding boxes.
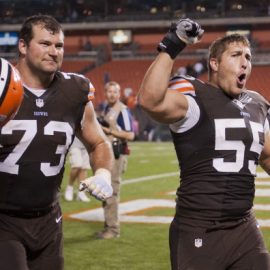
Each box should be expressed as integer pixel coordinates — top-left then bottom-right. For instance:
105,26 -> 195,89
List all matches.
157,18 -> 204,59
174,18 -> 204,44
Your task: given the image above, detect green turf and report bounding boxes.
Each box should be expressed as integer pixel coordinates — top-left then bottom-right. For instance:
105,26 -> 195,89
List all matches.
255,197 -> 270,204
61,141 -> 270,269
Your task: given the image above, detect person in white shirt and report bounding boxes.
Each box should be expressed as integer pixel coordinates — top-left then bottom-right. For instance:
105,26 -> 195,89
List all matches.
64,137 -> 91,202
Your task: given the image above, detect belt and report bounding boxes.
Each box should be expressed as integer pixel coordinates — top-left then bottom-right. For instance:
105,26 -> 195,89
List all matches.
0,205 -> 55,219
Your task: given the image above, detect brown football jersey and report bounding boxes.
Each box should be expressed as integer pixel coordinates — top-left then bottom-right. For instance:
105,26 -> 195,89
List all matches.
170,76 -> 270,223
0,71 -> 94,210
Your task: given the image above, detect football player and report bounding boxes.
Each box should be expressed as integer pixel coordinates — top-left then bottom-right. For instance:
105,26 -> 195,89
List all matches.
0,15 -> 113,270
138,18 -> 270,269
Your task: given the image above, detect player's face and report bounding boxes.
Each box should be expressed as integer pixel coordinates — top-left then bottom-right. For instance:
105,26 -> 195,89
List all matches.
212,41 -> 251,97
21,24 -> 64,74
105,86 -> 120,105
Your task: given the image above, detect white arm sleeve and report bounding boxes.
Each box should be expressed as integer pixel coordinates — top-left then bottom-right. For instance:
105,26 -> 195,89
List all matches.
264,117 -> 270,133
169,95 -> 200,133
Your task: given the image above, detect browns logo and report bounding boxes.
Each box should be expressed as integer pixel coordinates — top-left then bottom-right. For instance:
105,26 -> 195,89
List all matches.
0,58 -> 24,127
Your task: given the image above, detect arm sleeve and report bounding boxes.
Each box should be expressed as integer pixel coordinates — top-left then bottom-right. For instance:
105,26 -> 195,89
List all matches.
169,95 -> 200,133
264,114 -> 270,133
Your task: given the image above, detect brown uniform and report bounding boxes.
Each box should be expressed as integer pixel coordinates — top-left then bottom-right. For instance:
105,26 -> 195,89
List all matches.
0,71 -> 94,269
168,75 -> 270,270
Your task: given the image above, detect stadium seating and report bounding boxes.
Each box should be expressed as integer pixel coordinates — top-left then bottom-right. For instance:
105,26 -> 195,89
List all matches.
133,31 -> 226,54
199,65 -> 270,101
85,58 -> 198,106
247,65 -> 270,100
60,30 -> 270,106
252,30 -> 270,50
86,59 -> 270,106
61,60 -> 94,73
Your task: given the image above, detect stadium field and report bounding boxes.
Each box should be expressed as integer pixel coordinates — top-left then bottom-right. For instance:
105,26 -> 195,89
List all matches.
61,141 -> 270,270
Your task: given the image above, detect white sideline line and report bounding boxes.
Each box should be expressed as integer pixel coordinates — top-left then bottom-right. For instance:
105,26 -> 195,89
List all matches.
71,171 -> 270,226
122,172 -> 179,185
256,172 -> 270,178
123,171 -> 270,185
69,199 -> 270,227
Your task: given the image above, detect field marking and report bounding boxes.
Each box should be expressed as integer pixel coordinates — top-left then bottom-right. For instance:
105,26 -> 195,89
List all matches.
69,198 -> 270,227
255,204 -> 270,210
69,199 -> 174,224
256,189 -> 270,196
256,172 -> 270,178
69,172 -> 270,226
122,172 -> 179,185
131,153 -> 175,157
256,181 -> 270,186
167,188 -> 270,197
123,172 -> 270,186
139,160 -> 150,163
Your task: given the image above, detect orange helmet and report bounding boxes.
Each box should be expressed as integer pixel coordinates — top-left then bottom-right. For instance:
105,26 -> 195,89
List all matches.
0,58 -> 24,128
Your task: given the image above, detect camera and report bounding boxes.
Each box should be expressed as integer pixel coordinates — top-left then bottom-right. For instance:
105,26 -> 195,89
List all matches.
112,138 -> 121,159
97,116 -> 110,128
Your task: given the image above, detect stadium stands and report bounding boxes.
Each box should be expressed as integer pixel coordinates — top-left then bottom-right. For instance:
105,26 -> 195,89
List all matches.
1,1 -> 270,106
61,60 -> 95,73
198,65 -> 270,101
86,59 -> 270,107
85,59 -> 152,106
0,0 -> 269,24
247,66 -> 270,100
252,30 -> 270,50
85,58 -> 199,106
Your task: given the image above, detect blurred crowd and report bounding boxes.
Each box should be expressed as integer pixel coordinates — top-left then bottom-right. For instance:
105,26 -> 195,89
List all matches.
1,0 -> 269,24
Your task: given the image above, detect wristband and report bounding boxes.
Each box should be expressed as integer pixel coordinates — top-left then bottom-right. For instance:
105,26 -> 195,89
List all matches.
95,168 -> 111,184
157,27 -> 186,59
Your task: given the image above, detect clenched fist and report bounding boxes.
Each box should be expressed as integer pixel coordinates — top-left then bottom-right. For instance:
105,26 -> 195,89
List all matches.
157,18 -> 204,59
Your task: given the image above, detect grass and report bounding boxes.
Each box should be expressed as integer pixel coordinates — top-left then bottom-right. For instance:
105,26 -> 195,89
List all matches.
61,141 -> 270,269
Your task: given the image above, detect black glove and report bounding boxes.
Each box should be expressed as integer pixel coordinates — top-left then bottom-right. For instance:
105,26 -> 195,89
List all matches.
157,18 -> 204,59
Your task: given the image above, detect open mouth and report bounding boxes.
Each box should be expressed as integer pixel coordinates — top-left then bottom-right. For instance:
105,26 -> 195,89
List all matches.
237,73 -> 246,87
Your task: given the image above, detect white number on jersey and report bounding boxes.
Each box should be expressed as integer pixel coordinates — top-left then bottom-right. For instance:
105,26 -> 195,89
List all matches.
213,118 -> 263,175
0,120 -> 73,176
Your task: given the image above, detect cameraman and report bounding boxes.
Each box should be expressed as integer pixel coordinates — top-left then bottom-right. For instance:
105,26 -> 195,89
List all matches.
97,81 -> 135,239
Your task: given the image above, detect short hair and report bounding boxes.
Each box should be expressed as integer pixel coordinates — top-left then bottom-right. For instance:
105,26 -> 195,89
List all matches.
208,34 -> 251,76
19,14 -> 63,46
104,81 -> 121,92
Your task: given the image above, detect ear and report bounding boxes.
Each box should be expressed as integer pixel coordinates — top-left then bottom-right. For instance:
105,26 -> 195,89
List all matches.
18,39 -> 27,56
209,58 -> 219,72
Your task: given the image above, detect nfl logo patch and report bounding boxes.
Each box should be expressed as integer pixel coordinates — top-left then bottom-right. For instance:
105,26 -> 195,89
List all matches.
36,98 -> 44,108
194,238 -> 203,248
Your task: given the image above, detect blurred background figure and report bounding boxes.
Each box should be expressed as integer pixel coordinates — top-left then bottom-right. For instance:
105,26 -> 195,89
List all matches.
97,81 -> 135,239
64,137 -> 91,202
82,36 -> 92,51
